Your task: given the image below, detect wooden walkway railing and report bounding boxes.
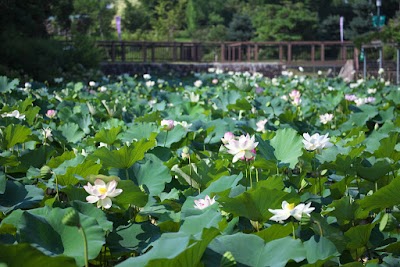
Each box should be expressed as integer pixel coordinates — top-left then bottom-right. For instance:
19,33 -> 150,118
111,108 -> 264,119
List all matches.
96,41 -> 356,67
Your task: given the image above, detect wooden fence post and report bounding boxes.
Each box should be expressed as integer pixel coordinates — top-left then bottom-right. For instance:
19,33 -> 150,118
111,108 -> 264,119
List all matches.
221,43 -> 225,62
121,41 -> 125,62
321,43 -> 325,62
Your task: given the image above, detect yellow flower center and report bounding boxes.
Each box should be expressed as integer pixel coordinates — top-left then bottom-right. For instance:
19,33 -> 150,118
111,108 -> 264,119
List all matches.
287,203 -> 295,210
99,187 -> 107,195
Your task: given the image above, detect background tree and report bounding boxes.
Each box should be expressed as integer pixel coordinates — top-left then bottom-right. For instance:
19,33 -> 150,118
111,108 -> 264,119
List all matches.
226,14 -> 255,41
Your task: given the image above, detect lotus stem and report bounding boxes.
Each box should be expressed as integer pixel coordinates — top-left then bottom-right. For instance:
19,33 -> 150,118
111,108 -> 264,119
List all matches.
125,168 -> 130,180
164,131 -> 168,147
79,226 -> 89,267
292,223 -> 296,239
55,175 -> 60,201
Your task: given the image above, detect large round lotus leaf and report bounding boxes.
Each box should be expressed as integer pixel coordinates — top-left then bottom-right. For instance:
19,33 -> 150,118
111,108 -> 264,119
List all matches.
0,180 -> 43,214
0,243 -> 76,267
1,206 -> 106,267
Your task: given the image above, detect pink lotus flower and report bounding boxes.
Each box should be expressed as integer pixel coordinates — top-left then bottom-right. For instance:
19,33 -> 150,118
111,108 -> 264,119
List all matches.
161,119 -> 175,131
221,132 -> 235,145
83,179 -> 123,209
194,195 -> 216,210
46,109 -> 57,119
224,134 -> 258,163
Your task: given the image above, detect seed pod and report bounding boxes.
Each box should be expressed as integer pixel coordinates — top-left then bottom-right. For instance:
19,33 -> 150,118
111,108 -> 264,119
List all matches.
40,165 -> 52,180
379,213 -> 397,232
300,213 -> 312,226
220,251 -> 236,267
62,208 -> 81,228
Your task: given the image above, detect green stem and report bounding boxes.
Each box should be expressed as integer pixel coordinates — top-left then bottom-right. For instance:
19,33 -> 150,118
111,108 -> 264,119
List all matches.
256,168 -> 259,183
248,163 -> 252,188
125,168 -> 130,180
314,220 -> 323,236
55,175 -> 60,201
164,131 -> 169,147
79,226 -> 89,267
292,223 -> 296,239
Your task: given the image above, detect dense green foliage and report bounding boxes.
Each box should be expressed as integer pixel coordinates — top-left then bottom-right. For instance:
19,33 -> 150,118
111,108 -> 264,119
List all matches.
1,71 -> 400,266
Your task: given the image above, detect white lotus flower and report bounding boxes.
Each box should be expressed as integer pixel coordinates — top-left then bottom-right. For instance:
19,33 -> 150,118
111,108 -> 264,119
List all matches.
302,132 -> 333,151
194,80 -> 203,88
89,81 -> 96,87
268,201 -> 315,223
319,113 -> 333,125
174,121 -> 192,131
83,179 -> 123,209
194,195 -> 216,210
256,119 -> 268,133
1,110 -> 25,120
224,134 -> 258,163
143,74 -> 151,80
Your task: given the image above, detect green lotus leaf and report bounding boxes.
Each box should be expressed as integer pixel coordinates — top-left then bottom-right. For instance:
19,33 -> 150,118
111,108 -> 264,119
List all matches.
212,90 -> 242,111
304,235 -> 339,264
344,223 -> 376,250
255,222 -> 294,242
116,227 -> 219,267
355,158 -> 394,182
71,113 -> 92,134
0,243 -> 76,267
0,153 -> 20,168
58,122 -> 86,144
92,138 -> 156,169
0,180 -> 43,214
205,234 -> 306,267
374,132 -> 400,160
358,176 -> 400,212
204,119 -> 230,144
180,208 -> 222,235
2,124 -> 32,150
93,126 -> 122,145
219,186 -> 294,222
57,159 -> 102,186
47,151 -> 76,169
270,127 -> 303,169
9,146 -> 54,174
0,76 -> 19,93
202,173 -> 243,196
132,153 -> 172,197
113,179 -> 148,208
2,206 -> 106,266
120,123 -> 158,143
0,171 -> 5,194
70,201 -> 113,232
156,124 -> 187,147
325,196 -> 359,226
227,97 -> 252,111
107,221 -> 160,254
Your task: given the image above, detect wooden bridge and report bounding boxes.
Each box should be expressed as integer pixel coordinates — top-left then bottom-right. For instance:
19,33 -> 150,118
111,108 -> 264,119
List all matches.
97,40 -> 356,67
96,40 -> 400,83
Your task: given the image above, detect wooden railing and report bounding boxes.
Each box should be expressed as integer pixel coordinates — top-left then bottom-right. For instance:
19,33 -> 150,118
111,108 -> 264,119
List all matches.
96,41 -> 356,66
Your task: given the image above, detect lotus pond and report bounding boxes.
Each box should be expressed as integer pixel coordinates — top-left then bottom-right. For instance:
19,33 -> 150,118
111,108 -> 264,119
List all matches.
1,70 -> 400,266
